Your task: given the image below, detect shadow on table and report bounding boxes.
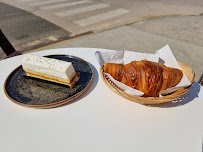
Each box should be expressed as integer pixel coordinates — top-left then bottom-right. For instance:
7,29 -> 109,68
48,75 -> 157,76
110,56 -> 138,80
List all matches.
150,81 -> 201,108
61,63 -> 99,107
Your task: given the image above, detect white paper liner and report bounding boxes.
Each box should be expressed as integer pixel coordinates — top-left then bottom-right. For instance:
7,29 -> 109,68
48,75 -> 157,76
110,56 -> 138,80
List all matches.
95,45 -> 191,97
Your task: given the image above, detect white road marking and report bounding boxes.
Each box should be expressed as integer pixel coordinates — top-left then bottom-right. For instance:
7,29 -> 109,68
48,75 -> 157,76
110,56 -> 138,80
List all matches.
27,0 -> 71,6
55,4 -> 109,17
74,9 -> 130,26
40,0 -> 93,10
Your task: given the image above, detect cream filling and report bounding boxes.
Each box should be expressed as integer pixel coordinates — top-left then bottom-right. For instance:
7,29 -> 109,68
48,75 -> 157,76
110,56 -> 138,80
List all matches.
22,54 -> 76,80
24,68 -> 76,84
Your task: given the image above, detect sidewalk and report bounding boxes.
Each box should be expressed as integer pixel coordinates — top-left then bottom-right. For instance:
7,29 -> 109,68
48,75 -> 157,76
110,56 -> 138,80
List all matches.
23,15 -> 203,83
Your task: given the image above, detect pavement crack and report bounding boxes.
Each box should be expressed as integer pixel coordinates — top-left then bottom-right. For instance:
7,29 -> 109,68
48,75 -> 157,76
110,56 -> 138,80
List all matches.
125,14 -> 201,26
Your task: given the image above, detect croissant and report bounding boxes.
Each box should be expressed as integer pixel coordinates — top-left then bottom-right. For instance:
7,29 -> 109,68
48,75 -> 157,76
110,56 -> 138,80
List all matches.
103,60 -> 183,97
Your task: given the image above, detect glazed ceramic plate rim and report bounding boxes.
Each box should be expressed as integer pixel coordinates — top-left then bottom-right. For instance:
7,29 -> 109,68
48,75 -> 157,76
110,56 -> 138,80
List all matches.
4,54 -> 93,108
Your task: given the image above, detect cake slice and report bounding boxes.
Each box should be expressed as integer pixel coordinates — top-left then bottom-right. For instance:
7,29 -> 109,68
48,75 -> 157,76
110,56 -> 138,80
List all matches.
21,54 -> 79,88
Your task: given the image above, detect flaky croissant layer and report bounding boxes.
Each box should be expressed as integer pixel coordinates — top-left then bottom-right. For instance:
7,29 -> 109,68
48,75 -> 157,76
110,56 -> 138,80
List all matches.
103,60 -> 183,97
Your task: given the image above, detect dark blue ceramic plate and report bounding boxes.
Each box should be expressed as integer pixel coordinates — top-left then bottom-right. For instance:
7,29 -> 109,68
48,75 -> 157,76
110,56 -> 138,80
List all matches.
4,55 -> 93,108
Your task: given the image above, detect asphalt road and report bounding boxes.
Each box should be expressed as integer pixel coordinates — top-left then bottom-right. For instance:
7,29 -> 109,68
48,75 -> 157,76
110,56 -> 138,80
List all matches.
0,2 -> 71,59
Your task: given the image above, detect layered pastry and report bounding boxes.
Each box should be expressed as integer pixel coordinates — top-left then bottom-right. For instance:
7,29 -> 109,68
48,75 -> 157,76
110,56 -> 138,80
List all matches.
103,60 -> 183,97
22,54 -> 79,88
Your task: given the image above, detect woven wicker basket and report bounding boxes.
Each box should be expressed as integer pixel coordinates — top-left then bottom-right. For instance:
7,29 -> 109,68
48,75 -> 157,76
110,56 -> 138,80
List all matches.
100,62 -> 195,104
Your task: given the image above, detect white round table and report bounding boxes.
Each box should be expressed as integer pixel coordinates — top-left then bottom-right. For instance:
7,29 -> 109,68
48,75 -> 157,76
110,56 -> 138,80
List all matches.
0,48 -> 202,152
